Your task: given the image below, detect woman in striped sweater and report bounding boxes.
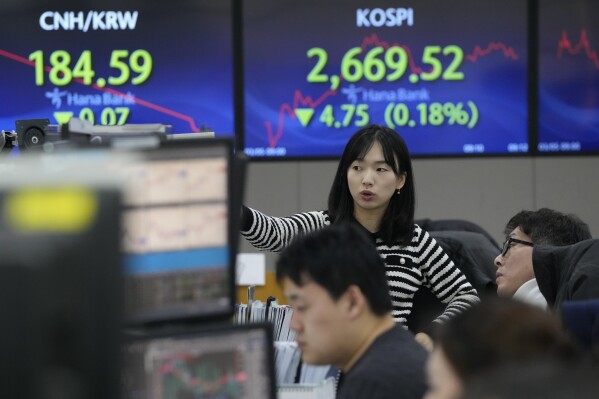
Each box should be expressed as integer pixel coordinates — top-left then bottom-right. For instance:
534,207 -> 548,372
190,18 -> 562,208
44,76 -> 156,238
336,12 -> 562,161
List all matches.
241,125 -> 479,349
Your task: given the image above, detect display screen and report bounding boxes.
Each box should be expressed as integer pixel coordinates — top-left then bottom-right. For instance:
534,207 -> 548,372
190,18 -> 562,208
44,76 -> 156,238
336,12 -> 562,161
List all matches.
121,140 -> 234,324
0,155 -> 123,399
0,0 -> 234,135
122,324 -> 276,399
242,0 -> 529,158
538,0 -> 599,153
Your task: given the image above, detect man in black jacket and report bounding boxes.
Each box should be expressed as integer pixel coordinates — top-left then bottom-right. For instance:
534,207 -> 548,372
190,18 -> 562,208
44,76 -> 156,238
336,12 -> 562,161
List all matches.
533,239 -> 599,312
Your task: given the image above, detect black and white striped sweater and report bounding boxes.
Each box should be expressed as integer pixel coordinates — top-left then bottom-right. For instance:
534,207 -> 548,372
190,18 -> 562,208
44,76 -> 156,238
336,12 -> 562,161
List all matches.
241,207 -> 480,327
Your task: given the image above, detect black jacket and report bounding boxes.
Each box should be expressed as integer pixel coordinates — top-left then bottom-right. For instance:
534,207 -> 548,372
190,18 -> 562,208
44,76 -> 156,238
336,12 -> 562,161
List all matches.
408,230 -> 498,333
533,239 -> 599,313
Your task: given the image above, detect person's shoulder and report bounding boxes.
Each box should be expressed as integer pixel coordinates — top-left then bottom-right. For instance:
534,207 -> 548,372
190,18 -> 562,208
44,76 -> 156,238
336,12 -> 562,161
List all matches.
380,325 -> 428,349
343,327 -> 427,399
410,223 -> 428,242
359,326 -> 427,367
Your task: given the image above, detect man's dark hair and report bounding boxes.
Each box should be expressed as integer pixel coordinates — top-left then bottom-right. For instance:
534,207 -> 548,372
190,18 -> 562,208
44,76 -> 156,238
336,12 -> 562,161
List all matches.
275,223 -> 393,315
436,297 -> 579,383
505,208 -> 591,246
463,361 -> 599,399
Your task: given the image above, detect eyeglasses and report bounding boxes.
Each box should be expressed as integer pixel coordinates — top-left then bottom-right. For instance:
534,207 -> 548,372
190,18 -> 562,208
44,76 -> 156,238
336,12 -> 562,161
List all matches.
501,237 -> 534,257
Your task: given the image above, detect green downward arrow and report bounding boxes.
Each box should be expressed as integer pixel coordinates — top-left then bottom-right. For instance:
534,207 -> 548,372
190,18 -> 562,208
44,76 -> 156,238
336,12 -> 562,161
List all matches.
54,112 -> 74,125
295,108 -> 315,127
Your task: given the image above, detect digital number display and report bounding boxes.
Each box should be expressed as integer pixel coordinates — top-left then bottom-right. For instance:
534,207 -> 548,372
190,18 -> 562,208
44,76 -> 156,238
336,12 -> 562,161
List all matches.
29,49 -> 153,87
0,1 -> 234,134
538,0 -> 599,153
243,0 -> 529,158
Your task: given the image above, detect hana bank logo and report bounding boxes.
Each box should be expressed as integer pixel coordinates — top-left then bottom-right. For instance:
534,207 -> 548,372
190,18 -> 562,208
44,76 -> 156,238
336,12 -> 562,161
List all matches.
356,8 -> 414,27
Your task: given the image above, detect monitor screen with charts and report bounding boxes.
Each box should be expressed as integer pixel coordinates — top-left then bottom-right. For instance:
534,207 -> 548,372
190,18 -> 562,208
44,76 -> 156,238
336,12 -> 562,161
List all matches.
0,0 -> 234,136
120,138 -> 235,324
122,323 -> 277,399
242,0 -> 529,158
537,0 -> 599,153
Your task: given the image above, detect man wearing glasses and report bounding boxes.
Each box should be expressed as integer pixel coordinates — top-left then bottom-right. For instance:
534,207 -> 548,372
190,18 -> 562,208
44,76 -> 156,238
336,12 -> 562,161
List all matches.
494,208 -> 591,309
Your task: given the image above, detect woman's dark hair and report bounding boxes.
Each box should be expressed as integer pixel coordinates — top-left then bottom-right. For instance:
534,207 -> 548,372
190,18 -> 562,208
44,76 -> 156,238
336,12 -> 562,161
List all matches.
328,124 -> 415,245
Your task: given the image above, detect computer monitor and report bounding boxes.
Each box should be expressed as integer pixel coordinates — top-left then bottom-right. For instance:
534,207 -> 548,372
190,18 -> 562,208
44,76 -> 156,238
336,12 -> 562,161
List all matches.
241,0 -> 530,158
118,138 -> 236,325
122,323 -> 277,399
0,153 -> 123,399
0,0 -> 234,136
537,0 -> 599,153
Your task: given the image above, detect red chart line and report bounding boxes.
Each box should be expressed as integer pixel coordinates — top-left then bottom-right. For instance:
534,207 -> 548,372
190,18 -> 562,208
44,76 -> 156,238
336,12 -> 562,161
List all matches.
0,48 -> 200,132
264,89 -> 338,148
557,29 -> 599,69
263,34 -> 520,148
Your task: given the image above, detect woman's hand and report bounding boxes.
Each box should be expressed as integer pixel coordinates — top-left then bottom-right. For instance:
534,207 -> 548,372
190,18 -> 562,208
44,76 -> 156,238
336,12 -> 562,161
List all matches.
415,332 -> 434,352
